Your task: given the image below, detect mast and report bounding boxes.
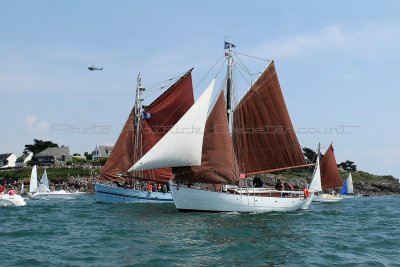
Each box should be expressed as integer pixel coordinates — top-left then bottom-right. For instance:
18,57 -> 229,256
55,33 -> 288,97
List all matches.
133,73 -> 145,176
225,41 -> 234,123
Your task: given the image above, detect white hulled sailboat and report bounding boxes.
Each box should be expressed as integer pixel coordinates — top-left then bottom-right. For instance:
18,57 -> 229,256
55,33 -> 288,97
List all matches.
29,166 -> 84,199
129,42 -> 314,212
310,145 -> 343,203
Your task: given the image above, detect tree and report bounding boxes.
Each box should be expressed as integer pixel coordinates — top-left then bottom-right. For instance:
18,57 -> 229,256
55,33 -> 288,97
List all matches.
73,153 -> 81,156
303,147 -> 317,163
25,139 -> 58,155
92,157 -> 107,166
338,160 -> 357,171
84,152 -> 92,160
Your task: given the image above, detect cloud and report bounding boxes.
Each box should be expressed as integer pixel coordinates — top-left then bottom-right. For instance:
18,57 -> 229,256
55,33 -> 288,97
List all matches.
252,22 -> 400,61
25,115 -> 50,133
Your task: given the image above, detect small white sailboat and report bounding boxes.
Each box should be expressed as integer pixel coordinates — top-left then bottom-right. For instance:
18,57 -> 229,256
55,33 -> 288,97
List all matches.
29,166 -> 84,199
0,182 -> 26,206
340,173 -> 356,198
310,145 -> 343,203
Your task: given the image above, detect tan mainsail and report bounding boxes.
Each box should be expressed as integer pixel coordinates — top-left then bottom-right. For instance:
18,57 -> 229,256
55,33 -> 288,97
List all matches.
232,62 -> 306,175
100,70 -> 194,182
174,91 -> 240,184
320,144 -> 343,189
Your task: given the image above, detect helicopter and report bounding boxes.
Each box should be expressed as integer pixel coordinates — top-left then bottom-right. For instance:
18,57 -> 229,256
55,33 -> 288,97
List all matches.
88,65 -> 103,71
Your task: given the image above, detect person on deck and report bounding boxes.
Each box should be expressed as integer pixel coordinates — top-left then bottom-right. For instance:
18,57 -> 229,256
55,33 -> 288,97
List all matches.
275,179 -> 284,190
252,176 -> 263,188
8,187 -> 16,195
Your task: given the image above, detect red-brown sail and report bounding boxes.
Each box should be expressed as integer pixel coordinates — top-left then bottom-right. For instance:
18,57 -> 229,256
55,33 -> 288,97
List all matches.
232,61 -> 306,174
174,91 -> 240,184
100,70 -> 194,182
320,144 -> 343,188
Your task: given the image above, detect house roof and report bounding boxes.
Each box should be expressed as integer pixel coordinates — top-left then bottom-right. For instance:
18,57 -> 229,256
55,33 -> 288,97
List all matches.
16,152 -> 31,162
98,146 -> 113,157
0,153 -> 12,161
36,146 -> 70,157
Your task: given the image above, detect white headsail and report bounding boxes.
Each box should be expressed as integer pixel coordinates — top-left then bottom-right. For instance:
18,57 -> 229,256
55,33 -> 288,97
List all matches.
347,173 -> 354,194
309,156 -> 322,192
41,169 -> 50,191
29,165 -> 38,193
128,79 -> 216,172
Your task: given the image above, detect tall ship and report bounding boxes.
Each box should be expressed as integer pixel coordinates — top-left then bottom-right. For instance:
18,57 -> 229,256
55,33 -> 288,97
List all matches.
129,42 -> 314,212
95,69 -> 194,203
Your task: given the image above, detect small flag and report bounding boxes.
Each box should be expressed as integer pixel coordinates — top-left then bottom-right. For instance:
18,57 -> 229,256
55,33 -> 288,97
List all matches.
224,41 -> 236,49
142,111 -> 152,120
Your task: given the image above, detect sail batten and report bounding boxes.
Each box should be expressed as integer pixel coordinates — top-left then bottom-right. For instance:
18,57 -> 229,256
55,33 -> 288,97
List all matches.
129,79 -> 216,171
232,62 -> 306,174
100,69 -> 194,182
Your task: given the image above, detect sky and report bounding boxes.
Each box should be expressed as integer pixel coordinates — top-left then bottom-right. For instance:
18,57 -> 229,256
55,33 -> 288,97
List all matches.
1,0 -> 399,178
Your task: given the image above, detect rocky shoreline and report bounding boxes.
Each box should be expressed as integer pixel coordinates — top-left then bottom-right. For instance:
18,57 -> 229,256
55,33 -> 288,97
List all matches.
354,181 -> 400,196
61,177 -> 400,196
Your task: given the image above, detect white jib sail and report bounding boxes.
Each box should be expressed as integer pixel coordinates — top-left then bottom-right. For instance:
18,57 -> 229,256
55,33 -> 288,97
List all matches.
128,79 -> 216,172
29,165 -> 38,193
347,173 -> 354,194
309,156 -> 322,192
41,169 -> 50,191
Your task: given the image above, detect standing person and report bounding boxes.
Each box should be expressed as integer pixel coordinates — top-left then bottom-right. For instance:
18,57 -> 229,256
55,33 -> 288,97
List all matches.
275,179 -> 284,190
147,183 -> 153,193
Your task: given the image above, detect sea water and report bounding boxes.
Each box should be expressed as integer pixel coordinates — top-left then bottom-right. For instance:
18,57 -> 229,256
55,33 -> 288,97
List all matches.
1,195 -> 399,266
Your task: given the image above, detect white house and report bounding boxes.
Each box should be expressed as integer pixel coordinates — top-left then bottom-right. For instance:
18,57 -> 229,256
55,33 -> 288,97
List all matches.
0,153 -> 18,168
15,151 -> 33,167
92,145 -> 113,160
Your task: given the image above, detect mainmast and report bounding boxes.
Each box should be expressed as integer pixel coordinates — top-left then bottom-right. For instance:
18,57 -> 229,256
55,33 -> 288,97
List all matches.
225,41 -> 234,123
133,73 -> 145,170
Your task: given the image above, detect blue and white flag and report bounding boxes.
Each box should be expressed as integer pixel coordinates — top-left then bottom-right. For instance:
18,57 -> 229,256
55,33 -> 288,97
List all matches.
224,41 -> 236,49
142,111 -> 152,120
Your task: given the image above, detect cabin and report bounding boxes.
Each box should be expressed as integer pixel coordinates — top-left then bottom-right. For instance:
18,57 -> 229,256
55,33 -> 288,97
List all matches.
0,153 -> 17,168
92,145 -> 113,160
33,146 -> 72,166
15,151 -> 33,167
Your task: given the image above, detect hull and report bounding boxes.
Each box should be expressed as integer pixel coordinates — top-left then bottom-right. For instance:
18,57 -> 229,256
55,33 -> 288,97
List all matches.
95,183 -> 173,203
0,194 -> 27,206
313,193 -> 343,203
170,182 -> 313,213
29,190 -> 85,199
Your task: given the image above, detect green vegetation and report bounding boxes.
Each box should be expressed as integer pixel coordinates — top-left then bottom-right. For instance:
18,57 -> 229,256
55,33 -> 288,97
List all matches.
346,171 -> 398,185
24,139 -> 58,155
0,167 -> 98,183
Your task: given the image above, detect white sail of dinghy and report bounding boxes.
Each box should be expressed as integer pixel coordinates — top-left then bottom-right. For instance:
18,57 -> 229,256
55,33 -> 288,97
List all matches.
309,156 -> 322,192
39,169 -> 51,192
347,173 -> 354,194
42,169 -> 49,188
128,79 -> 216,172
29,165 -> 38,193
